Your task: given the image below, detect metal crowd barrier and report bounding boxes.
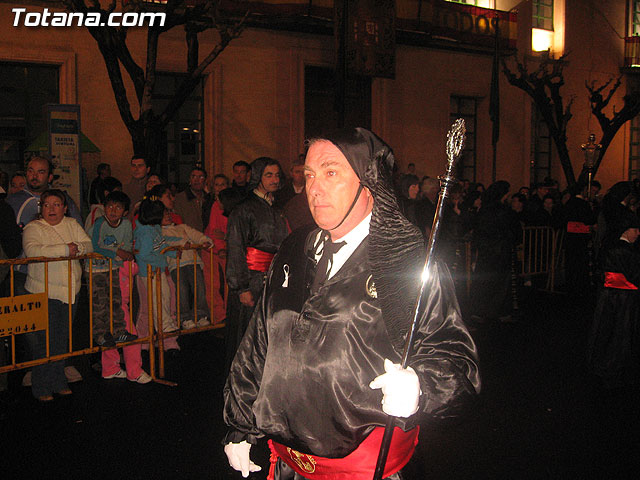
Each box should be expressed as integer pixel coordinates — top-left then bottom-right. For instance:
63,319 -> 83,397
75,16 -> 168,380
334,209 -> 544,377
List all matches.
519,226 -> 564,292
459,226 -> 563,296
0,247 -> 226,386
152,243 -> 226,384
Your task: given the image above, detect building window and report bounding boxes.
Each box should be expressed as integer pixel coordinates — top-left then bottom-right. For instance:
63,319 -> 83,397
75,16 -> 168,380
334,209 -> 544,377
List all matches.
0,62 -> 59,183
629,115 -> 640,179
450,96 -> 477,182
152,73 -> 204,187
533,0 -> 554,31
531,106 -> 552,185
632,0 -> 640,36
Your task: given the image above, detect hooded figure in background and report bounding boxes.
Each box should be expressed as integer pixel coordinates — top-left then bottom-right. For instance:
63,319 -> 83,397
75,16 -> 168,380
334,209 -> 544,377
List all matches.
588,209 -> 640,389
223,128 -> 479,480
398,174 -> 420,227
470,180 -> 521,322
224,157 -> 290,373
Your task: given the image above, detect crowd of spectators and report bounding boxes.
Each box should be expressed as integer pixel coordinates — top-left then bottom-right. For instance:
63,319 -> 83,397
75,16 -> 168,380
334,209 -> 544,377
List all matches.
2,152 -> 640,400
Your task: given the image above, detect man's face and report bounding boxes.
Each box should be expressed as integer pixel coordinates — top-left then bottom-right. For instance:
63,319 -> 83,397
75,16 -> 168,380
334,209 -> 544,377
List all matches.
213,177 -> 228,195
9,175 -> 26,194
260,165 -> 281,193
305,141 -> 373,240
291,164 -> 305,187
233,166 -> 248,186
26,158 -> 53,192
100,166 -> 111,179
131,158 -> 149,180
190,169 -> 207,192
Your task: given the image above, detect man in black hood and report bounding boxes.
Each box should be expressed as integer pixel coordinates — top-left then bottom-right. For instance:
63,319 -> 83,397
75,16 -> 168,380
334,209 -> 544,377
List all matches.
224,157 -> 290,373
223,128 -> 479,479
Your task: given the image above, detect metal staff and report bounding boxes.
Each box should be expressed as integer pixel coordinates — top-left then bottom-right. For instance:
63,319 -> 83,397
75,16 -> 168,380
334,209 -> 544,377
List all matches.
372,118 -> 466,480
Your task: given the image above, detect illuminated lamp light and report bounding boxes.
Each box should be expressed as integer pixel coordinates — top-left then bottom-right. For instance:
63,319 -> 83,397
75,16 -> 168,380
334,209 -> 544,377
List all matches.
532,28 -> 553,52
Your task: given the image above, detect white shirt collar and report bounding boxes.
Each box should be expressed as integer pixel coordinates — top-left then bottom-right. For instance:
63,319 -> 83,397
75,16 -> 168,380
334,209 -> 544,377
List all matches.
314,212 -> 371,280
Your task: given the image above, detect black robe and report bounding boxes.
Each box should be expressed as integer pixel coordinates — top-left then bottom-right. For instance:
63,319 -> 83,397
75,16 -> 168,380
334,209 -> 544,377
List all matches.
563,196 -> 596,295
223,227 -> 480,458
225,192 -> 289,371
588,239 -> 640,388
471,203 -> 521,319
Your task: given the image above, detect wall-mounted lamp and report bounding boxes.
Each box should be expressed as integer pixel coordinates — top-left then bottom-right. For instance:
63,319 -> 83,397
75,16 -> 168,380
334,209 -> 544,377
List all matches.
532,28 -> 553,52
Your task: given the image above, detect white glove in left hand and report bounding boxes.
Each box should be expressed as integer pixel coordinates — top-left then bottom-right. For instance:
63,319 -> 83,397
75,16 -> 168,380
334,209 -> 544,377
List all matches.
369,358 -> 422,418
224,441 -> 262,478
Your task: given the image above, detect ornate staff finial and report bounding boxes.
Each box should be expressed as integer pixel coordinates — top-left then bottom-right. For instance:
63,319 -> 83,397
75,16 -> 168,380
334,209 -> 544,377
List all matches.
445,118 -> 466,175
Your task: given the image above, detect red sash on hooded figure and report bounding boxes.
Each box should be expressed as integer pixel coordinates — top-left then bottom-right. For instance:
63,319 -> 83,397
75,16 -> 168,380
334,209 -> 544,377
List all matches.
604,271 -> 638,290
267,426 -> 419,480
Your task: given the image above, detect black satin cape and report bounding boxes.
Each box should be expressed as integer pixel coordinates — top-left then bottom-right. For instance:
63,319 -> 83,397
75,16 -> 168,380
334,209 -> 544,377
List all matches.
225,192 -> 290,293
223,226 -> 480,458
588,239 -> 640,387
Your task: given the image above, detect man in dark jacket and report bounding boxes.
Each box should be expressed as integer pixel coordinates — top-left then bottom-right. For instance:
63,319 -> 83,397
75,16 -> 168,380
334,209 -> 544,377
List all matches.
223,129 -> 479,479
224,157 -> 289,372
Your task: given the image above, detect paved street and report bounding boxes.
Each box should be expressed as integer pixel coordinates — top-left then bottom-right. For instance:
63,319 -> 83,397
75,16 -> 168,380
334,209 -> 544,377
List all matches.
2,289 -> 639,479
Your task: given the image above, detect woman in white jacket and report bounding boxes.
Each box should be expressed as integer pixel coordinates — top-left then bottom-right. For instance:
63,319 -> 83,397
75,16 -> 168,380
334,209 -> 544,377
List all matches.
23,189 -> 92,401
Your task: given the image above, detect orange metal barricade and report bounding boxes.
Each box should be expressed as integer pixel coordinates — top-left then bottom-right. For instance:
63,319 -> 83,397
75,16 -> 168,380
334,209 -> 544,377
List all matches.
147,243 -> 226,381
0,253 -> 151,376
0,248 -> 226,384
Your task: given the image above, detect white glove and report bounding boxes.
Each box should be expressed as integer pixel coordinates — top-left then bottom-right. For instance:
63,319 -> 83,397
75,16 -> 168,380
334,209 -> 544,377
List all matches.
224,441 -> 262,478
369,358 -> 422,418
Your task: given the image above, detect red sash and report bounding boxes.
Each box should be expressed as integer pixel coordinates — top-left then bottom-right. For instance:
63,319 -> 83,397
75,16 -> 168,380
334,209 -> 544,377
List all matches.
604,272 -> 638,290
566,221 -> 590,234
246,247 -> 274,272
267,426 -> 419,480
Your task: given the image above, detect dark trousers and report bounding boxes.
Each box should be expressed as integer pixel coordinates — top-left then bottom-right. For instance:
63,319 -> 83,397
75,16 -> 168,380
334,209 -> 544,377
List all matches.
565,233 -> 591,296
26,297 -> 78,398
224,270 -> 265,374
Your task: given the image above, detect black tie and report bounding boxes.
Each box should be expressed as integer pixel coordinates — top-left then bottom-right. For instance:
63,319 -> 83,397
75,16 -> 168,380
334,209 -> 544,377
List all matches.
311,237 -> 346,293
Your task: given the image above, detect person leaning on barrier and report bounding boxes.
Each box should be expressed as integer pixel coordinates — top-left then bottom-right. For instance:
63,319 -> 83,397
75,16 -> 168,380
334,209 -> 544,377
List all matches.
162,213 -> 212,329
22,189 -> 93,402
86,191 -> 151,384
86,191 -> 138,348
7,156 -> 83,298
85,176 -> 123,230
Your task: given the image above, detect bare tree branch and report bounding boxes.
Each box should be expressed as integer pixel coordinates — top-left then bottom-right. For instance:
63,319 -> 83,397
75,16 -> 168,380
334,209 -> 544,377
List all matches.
62,0 -> 248,167
585,78 -> 640,178
503,52 -> 576,186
